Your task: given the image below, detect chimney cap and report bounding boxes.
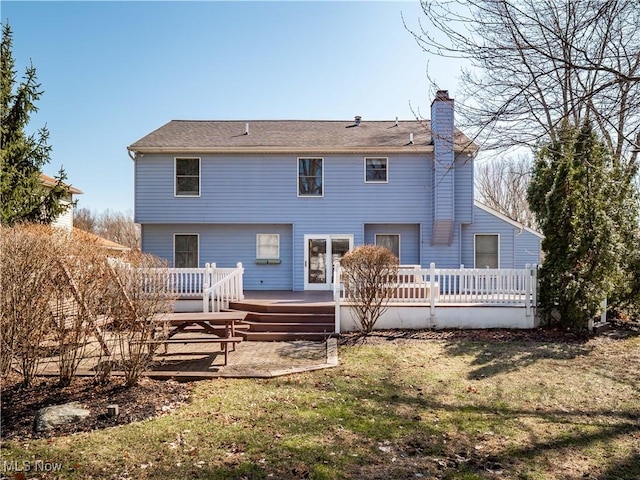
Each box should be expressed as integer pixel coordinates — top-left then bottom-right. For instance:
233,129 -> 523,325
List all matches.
435,90 -> 450,100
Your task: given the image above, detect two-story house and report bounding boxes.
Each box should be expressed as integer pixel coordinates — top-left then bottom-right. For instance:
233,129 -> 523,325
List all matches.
128,91 -> 541,291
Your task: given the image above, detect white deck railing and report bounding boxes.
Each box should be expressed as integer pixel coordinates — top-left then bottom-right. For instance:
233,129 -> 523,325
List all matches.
202,262 -> 245,312
334,262 -> 538,316
166,267 -> 207,298
160,263 -> 244,312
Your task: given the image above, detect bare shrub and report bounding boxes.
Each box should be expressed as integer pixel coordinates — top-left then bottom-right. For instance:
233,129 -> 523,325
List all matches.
50,234 -> 112,386
340,245 -> 399,334
0,225 -> 63,386
104,252 -> 175,386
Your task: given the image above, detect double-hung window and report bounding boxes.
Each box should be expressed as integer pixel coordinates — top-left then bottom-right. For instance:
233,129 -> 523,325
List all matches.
174,234 -> 199,268
298,158 -> 323,197
475,234 -> 499,268
175,158 -> 200,197
365,157 -> 388,183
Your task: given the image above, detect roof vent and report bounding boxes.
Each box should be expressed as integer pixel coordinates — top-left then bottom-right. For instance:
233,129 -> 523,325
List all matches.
409,133 -> 414,144
354,116 -> 362,126
395,117 -> 399,127
244,122 -> 249,135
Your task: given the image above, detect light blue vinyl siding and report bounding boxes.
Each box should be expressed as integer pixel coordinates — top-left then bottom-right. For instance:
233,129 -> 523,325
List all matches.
461,205 -> 541,268
135,154 -> 430,224
136,154 -> 436,290
514,230 -> 542,267
364,224 -> 420,265
455,156 -> 474,224
142,223 -> 294,290
136,153 -> 539,289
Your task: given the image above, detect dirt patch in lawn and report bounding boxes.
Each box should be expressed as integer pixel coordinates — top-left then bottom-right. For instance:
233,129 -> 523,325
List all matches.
1,375 -> 192,441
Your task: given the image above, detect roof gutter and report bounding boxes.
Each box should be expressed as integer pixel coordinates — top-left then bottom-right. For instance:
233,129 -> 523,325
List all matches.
126,144 -> 478,156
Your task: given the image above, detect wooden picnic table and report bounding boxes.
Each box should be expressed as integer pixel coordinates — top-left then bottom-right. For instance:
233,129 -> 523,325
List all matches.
149,312 -> 248,365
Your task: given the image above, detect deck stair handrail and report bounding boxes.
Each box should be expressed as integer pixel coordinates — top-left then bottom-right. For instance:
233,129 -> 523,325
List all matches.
202,262 -> 245,312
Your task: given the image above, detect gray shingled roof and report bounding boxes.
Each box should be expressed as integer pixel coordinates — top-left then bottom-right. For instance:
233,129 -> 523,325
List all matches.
128,119 -> 477,154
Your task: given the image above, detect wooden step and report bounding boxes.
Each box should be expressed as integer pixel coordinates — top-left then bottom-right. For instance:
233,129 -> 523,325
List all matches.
242,321 -> 334,333
243,311 -> 334,323
242,331 -> 333,342
228,301 -> 334,315
226,299 -> 335,342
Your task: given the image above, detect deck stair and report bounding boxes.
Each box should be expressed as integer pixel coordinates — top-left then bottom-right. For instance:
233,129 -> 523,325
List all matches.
227,300 -> 335,341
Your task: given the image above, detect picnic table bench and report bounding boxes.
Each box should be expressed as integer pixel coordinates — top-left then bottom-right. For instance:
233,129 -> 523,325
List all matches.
148,312 -> 249,365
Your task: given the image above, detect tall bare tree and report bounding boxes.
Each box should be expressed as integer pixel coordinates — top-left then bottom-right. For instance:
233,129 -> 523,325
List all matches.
475,155 -> 536,228
408,0 -> 640,165
74,208 -> 140,250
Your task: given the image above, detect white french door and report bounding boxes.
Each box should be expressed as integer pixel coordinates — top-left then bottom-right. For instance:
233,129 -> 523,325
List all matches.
304,235 -> 353,290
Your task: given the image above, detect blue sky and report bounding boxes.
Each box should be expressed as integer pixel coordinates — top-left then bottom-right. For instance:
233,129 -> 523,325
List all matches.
3,1 -> 464,213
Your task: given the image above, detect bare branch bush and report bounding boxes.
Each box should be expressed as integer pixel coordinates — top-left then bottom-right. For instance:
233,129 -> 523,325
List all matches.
0,225 -> 62,386
51,234 -> 112,386
104,252 -> 175,386
340,245 -> 399,334
475,154 -> 536,228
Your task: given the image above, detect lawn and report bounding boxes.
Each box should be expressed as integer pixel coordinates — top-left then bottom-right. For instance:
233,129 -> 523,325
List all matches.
2,329 -> 639,480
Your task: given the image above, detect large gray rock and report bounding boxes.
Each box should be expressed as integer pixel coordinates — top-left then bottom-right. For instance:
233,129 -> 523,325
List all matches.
34,402 -> 91,432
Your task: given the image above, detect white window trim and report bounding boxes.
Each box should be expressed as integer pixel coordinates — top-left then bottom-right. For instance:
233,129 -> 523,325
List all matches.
297,157 -> 324,198
375,233 -> 401,259
174,157 -> 201,198
364,157 -> 389,184
173,233 -> 199,268
474,233 -> 500,269
256,233 -> 280,259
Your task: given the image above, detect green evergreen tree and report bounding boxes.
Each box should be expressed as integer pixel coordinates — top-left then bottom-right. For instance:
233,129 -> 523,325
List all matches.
1,22 -> 70,226
528,121 -> 639,329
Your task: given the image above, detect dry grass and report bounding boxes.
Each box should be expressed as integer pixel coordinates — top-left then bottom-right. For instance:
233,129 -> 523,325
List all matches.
2,329 -> 639,479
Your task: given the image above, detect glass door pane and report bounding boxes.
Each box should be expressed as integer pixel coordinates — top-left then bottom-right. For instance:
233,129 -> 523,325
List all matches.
331,238 -> 351,286
308,239 -> 327,284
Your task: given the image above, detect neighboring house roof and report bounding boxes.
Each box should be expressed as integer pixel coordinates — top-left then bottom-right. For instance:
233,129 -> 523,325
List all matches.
73,228 -> 131,252
474,200 -> 543,239
128,119 -> 478,155
39,173 -> 83,195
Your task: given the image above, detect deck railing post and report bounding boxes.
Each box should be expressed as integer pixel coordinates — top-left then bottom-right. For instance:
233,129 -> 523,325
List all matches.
429,262 -> 436,317
333,261 -> 341,334
237,262 -> 244,300
525,264 -> 532,317
202,263 -> 210,313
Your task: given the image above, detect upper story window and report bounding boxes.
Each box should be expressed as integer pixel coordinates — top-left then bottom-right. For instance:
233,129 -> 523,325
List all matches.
298,158 -> 323,197
475,234 -> 499,268
175,158 -> 200,197
174,233 -> 199,268
365,157 -> 388,183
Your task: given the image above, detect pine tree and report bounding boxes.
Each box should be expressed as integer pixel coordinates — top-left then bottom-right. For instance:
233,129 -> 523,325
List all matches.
528,121 -> 639,329
1,22 -> 70,226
